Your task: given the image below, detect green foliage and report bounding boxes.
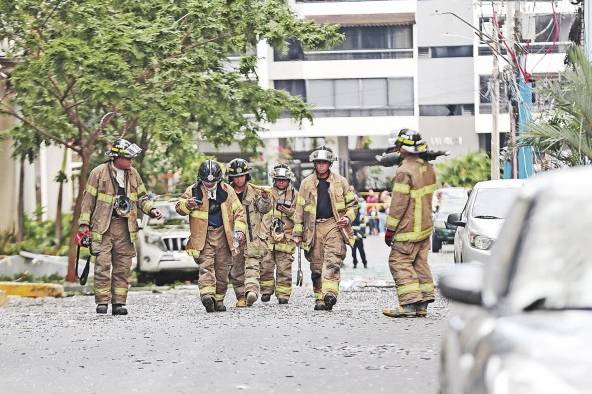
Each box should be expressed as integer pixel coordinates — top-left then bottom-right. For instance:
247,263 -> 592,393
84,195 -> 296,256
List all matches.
0,0 -> 343,184
3,207 -> 73,256
0,273 -> 64,283
436,152 -> 491,189
520,47 -> 592,167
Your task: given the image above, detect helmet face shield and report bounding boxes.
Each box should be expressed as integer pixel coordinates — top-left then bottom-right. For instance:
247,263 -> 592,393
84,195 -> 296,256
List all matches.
125,143 -> 142,158
309,146 -> 336,163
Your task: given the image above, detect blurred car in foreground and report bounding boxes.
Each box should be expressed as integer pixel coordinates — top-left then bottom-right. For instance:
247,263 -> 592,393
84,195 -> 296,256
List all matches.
439,167 -> 592,394
448,179 -> 524,263
136,201 -> 197,284
432,188 -> 468,252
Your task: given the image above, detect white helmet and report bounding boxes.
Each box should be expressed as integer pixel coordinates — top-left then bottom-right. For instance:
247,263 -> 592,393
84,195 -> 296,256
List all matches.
309,145 -> 336,163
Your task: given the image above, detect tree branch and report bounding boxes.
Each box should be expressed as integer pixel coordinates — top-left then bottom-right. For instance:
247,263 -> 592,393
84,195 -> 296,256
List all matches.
0,105 -> 80,152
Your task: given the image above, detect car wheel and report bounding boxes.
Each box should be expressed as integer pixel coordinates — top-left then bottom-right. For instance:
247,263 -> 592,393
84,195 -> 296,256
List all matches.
432,237 -> 442,253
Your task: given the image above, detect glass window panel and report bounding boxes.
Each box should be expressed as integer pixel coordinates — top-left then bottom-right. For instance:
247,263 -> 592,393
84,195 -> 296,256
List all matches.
388,78 -> 414,108
274,80 -> 306,99
308,80 -> 334,108
362,79 -> 387,107
335,79 -> 360,108
334,26 -> 413,50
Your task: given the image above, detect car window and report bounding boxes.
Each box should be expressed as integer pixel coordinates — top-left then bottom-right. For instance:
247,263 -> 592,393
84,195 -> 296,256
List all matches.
471,188 -> 520,219
507,192 -> 592,310
481,195 -> 533,307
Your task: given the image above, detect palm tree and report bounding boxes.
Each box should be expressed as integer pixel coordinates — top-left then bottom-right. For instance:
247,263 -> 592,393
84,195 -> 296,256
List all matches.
520,47 -> 592,167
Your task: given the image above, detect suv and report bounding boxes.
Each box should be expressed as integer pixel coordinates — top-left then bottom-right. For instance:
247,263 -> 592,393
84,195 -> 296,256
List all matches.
136,201 -> 197,284
432,188 -> 468,252
448,179 -> 524,263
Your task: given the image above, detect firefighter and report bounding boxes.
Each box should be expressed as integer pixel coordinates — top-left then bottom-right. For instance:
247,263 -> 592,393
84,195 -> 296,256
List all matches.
259,163 -> 299,304
351,202 -> 368,269
226,158 -> 271,307
175,160 -> 247,313
77,139 -> 162,315
383,129 -> 437,318
293,146 -> 358,311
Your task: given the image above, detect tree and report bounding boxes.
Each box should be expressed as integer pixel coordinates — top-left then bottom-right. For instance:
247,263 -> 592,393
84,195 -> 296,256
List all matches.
436,152 -> 491,189
0,0 -> 341,281
520,47 -> 592,167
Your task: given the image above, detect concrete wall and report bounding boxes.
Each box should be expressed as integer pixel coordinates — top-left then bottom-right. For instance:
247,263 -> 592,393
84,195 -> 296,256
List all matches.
416,0 -> 474,47
418,116 -> 480,158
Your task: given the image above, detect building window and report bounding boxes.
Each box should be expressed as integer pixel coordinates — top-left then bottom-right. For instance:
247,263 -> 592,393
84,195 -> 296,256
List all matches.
420,104 -> 475,116
418,46 -> 473,58
479,75 -> 509,114
274,77 -> 414,116
274,26 -> 414,62
534,14 -> 577,43
274,80 -> 306,100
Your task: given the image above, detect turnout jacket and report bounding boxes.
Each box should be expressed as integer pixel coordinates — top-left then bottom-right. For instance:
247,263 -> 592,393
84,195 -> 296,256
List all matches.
238,183 -> 272,257
79,162 -> 154,242
293,171 -> 358,251
176,182 -> 246,258
386,156 -> 437,242
260,184 -> 299,254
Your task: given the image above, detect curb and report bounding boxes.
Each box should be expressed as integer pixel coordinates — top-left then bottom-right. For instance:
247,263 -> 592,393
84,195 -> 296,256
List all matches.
0,290 -> 6,306
0,282 -> 64,298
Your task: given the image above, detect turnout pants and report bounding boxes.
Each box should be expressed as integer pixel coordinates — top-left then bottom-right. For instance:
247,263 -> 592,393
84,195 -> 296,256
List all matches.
260,247 -> 294,301
306,218 -> 346,303
93,217 -> 135,305
230,237 -> 265,298
388,238 -> 435,306
197,226 -> 233,303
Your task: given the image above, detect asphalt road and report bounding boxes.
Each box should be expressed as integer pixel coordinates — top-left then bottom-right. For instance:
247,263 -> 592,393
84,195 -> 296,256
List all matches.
0,236 -> 454,394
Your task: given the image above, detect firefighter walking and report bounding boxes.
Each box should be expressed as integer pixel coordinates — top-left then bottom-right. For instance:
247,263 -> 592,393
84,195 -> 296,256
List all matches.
176,160 -> 246,313
293,146 -> 358,311
77,139 -> 162,315
259,164 -> 299,304
227,158 -> 272,307
383,129 -> 437,318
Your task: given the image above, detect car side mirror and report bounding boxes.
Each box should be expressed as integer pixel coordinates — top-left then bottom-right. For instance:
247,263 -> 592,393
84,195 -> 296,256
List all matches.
447,213 -> 465,227
439,264 -> 483,306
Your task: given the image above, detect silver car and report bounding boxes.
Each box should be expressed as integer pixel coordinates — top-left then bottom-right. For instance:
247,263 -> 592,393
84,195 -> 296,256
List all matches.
136,201 -> 197,284
448,179 -> 524,263
439,167 -> 592,394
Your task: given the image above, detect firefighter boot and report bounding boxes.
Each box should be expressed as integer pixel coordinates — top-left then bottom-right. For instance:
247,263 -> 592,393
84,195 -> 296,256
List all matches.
278,298 -> 289,305
261,294 -> 271,302
96,304 -> 108,314
201,295 -> 216,313
215,301 -> 227,312
236,297 -> 247,308
323,293 -> 337,311
383,303 -> 417,318
416,301 -> 429,317
246,291 -> 258,306
112,304 -> 128,316
314,300 -> 326,311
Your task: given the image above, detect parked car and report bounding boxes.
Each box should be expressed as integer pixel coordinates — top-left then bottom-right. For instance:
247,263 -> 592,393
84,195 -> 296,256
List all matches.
439,167 -> 592,394
136,200 -> 197,284
432,188 -> 469,252
448,179 -> 524,263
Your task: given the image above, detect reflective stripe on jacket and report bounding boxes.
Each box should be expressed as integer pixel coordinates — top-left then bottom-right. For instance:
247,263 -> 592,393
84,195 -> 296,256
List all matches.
260,184 -> 299,253
386,157 -> 437,242
293,171 -> 358,251
176,182 -> 246,258
79,163 -> 154,242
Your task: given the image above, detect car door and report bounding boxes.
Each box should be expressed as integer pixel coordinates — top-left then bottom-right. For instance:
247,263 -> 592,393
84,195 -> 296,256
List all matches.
454,191 -> 473,262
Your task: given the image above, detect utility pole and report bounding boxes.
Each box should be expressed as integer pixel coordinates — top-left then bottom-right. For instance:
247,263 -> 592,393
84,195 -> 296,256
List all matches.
490,17 -> 501,180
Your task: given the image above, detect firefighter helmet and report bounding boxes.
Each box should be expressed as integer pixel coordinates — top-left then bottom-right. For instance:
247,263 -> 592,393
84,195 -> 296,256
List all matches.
227,158 -> 251,180
107,138 -> 142,159
309,145 -> 336,163
389,129 -> 428,154
270,163 -> 292,181
197,160 -> 223,183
